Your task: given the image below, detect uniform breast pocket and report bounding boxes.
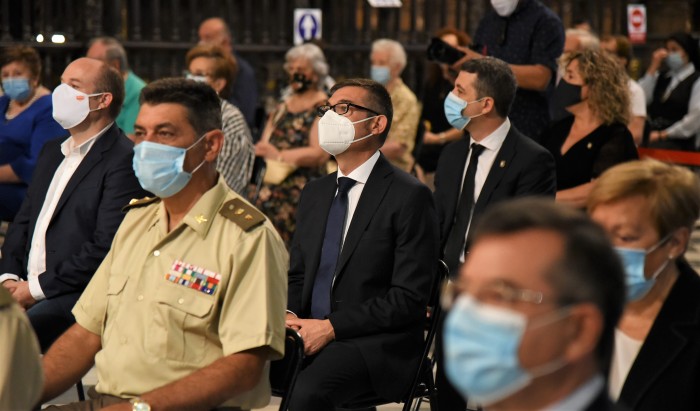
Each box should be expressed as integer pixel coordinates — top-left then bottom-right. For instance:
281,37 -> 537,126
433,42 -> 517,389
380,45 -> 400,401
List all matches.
103,275 -> 128,341
147,285 -> 215,363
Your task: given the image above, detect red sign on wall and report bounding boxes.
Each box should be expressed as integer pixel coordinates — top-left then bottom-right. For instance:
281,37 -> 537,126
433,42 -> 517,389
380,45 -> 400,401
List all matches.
627,4 -> 647,44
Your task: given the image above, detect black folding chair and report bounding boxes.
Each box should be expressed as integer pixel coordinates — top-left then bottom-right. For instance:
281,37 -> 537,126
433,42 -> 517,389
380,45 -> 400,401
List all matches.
340,260 -> 449,411
249,156 -> 267,204
270,327 -> 305,411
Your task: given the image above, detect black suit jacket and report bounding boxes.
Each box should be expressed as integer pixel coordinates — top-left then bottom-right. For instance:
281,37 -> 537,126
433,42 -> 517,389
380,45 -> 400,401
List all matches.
433,125 -> 556,251
0,124 -> 147,299
585,386 -> 625,411
617,259 -> 700,410
288,154 -> 439,401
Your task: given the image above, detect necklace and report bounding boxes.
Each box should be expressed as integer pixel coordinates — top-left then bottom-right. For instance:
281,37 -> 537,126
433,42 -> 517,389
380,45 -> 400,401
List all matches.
5,91 -> 41,121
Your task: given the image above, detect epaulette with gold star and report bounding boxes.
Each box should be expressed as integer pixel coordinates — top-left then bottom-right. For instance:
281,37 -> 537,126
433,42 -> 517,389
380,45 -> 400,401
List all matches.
219,198 -> 266,232
122,196 -> 160,212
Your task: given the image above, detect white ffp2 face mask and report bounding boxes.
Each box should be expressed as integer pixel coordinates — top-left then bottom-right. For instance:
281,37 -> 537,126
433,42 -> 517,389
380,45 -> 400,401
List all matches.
52,83 -> 105,129
317,110 -> 377,156
491,0 -> 519,17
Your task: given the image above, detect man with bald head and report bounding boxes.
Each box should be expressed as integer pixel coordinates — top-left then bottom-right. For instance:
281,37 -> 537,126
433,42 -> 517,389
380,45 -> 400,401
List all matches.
198,17 -> 259,130
0,57 -> 146,351
87,37 -> 147,138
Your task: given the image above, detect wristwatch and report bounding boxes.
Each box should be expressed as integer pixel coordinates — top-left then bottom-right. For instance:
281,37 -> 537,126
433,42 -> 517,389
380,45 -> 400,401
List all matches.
130,397 -> 152,411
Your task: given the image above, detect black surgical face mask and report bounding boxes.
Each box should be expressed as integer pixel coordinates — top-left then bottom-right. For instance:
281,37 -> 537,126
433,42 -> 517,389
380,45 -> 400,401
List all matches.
291,73 -> 313,93
550,79 -> 583,122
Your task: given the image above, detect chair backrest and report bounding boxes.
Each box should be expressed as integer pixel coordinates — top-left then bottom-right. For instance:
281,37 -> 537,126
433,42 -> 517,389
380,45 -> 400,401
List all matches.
249,156 -> 267,204
270,327 -> 305,411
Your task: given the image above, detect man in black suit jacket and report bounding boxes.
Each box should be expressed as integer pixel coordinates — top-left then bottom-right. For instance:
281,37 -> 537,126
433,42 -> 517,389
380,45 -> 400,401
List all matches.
433,57 -> 556,410
442,199 -> 624,411
0,57 -> 146,350
285,78 -> 439,410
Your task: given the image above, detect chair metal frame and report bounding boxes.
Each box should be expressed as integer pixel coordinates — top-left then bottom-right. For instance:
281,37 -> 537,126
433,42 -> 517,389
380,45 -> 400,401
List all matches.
270,327 -> 305,411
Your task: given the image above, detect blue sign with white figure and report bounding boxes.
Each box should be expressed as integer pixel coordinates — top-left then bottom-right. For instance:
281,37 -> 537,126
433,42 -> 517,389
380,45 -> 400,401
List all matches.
294,9 -> 322,45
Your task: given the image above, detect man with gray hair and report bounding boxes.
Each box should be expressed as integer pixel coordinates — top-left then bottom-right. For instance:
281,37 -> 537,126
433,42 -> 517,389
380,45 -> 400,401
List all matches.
87,37 -> 146,139
370,38 -> 421,172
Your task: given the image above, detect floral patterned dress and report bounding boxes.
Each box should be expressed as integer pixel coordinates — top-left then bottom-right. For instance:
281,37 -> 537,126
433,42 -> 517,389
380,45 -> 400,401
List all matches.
251,103 -> 325,247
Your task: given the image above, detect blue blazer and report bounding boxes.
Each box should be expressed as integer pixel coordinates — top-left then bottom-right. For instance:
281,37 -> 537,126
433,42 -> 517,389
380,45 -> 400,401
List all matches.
0,124 -> 147,299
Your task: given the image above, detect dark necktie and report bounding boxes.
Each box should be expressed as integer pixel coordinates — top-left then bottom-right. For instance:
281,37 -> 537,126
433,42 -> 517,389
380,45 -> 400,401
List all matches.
310,177 -> 357,319
443,143 -> 485,275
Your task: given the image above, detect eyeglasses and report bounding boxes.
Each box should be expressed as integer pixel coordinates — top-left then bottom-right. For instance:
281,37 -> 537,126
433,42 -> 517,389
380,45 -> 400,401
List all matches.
441,278 -> 545,310
317,102 -> 380,117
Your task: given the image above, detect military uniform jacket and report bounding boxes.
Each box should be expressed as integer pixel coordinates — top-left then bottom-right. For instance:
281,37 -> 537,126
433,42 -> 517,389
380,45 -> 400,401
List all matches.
72,177 -> 289,410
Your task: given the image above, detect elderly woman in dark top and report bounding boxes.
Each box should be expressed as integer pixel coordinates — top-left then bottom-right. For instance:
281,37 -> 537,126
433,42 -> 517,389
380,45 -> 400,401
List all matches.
541,48 -> 637,208
588,159 -> 700,410
251,43 -> 330,246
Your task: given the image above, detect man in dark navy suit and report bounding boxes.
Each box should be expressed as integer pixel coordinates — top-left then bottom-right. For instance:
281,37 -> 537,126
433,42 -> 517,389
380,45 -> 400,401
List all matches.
433,56 -> 556,410
286,78 -> 439,410
0,57 -> 146,350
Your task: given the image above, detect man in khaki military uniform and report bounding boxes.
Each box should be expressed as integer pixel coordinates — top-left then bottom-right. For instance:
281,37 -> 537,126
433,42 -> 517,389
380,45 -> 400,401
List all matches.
40,78 -> 288,411
0,286 -> 43,410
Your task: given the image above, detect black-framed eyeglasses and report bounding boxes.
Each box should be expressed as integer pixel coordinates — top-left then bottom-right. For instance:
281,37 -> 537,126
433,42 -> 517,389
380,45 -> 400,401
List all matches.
317,102 -> 380,117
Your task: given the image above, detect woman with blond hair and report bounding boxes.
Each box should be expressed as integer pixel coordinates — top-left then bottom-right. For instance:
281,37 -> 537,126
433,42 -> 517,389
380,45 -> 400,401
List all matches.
541,48 -> 637,207
588,159 -> 700,410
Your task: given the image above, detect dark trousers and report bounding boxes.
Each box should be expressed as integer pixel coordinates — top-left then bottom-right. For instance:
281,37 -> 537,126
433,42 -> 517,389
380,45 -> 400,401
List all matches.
288,340 -> 377,411
27,292 -> 80,351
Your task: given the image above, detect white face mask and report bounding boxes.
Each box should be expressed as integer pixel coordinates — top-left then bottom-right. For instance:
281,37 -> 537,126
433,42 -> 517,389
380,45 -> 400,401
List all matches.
317,110 -> 377,156
52,83 -> 105,129
491,0 -> 519,17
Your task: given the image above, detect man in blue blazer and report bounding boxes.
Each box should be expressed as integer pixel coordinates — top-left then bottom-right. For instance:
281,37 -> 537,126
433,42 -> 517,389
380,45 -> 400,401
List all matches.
286,78 -> 439,410
433,57 -> 557,410
0,57 -> 146,350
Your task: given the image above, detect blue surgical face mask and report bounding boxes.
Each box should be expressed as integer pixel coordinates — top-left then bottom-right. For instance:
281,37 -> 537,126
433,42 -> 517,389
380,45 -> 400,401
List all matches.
444,91 -> 485,131
370,65 -> 391,85
186,73 -> 208,83
615,235 -> 672,301
2,77 -> 32,102
665,52 -> 685,72
133,134 -> 207,198
443,294 -> 568,406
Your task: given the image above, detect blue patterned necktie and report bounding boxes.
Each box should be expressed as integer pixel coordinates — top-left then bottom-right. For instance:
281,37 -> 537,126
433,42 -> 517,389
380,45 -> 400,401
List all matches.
310,177 -> 357,319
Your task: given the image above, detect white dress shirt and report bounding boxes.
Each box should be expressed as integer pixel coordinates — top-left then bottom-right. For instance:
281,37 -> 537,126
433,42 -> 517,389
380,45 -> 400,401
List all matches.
457,118 -> 510,263
0,123 -> 112,300
543,374 -> 605,411
337,150 -> 381,245
639,63 -> 700,142
628,78 -> 647,118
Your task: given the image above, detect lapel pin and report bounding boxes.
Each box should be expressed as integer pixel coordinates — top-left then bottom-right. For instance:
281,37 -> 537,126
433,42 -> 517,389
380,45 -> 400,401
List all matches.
499,160 -> 506,168
194,215 -> 208,224
587,142 -> 593,149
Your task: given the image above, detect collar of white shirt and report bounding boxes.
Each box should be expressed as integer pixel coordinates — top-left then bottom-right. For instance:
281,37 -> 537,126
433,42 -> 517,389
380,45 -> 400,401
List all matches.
666,63 -> 696,83
469,117 -> 510,152
60,122 -> 114,157
337,150 -> 381,185
543,374 -> 605,411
